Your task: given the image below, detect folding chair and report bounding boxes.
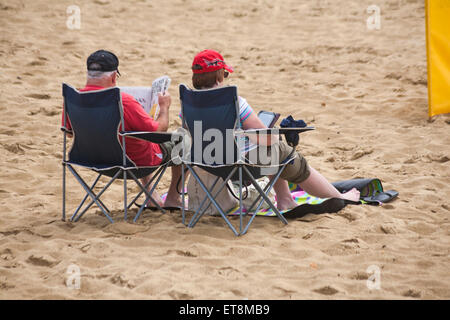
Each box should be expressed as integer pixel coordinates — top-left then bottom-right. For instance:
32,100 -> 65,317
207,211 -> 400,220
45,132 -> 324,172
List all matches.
61,83 -> 181,223
178,84 -> 312,236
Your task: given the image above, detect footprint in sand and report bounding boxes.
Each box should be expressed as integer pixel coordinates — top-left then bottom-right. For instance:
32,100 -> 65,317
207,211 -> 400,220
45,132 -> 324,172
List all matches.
0,229 -> 22,236
0,281 -> 15,290
302,232 -> 314,240
0,189 -> 9,198
385,73 -> 402,81
339,211 -> 358,222
403,289 -> 421,298
215,266 -> 244,280
26,255 -> 60,267
313,286 -> 339,296
168,290 -> 193,300
322,242 -> 360,256
379,224 -> 397,234
426,153 -> 449,163
351,148 -> 373,160
0,248 -> 15,261
94,0 -> 110,5
103,222 -> 149,235
0,129 -> 15,136
79,243 -> 91,253
166,249 -> 197,258
407,222 -> 437,236
273,286 -> 296,296
350,271 -> 369,280
110,273 -> 136,289
25,93 -> 51,100
403,77 -> 427,86
28,107 -> 59,117
1,143 -> 25,154
404,155 -> 421,164
327,83 -> 344,89
27,60 -> 46,66
0,4 -> 14,10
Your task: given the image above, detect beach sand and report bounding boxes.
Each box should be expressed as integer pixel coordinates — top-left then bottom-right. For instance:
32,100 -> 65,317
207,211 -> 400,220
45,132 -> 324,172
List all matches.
0,0 -> 449,299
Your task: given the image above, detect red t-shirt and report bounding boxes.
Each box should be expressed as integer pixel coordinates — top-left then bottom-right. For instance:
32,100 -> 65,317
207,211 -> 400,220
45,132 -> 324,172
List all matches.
62,85 -> 163,166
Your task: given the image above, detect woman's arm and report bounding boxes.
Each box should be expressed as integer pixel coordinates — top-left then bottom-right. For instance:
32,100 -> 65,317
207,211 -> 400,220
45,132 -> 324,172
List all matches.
241,112 -> 278,146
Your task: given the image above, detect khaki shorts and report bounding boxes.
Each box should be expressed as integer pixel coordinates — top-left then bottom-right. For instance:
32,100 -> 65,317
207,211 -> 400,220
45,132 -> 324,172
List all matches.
278,140 -> 310,184
248,140 -> 310,184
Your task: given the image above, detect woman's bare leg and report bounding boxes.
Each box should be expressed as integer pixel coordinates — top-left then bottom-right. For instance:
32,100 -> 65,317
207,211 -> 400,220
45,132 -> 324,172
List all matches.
299,166 -> 360,201
272,178 -> 298,211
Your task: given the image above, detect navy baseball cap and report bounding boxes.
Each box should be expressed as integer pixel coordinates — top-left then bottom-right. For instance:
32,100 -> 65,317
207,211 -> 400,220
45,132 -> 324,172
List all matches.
87,50 -> 120,76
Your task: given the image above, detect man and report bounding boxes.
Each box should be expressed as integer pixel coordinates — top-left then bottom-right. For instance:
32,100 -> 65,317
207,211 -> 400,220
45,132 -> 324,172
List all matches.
62,49 -> 183,208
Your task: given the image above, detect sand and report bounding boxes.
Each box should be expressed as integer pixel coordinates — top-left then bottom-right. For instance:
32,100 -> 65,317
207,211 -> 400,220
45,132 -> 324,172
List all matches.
0,0 -> 449,299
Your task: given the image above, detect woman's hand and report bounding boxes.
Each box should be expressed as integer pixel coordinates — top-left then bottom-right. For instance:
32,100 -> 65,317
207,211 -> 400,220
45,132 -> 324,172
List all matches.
242,112 -> 279,146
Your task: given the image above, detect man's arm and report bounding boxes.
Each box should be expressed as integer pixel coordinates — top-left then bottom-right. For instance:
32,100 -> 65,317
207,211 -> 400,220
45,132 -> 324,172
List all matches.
154,91 -> 171,132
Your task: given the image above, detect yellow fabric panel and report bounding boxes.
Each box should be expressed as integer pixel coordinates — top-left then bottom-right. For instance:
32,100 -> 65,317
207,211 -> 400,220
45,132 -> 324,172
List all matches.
426,0 -> 450,117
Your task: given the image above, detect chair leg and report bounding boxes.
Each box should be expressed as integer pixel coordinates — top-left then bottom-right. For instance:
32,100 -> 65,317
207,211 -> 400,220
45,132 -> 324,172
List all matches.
124,170 -> 127,221
129,170 -> 166,223
239,166 -> 243,235
140,166 -> 167,210
71,171 -> 119,222
70,174 -> 103,222
126,166 -> 165,210
72,191 -> 111,222
67,165 -> 115,223
62,131 -> 67,221
188,166 -> 237,228
62,163 -> 66,221
246,165 -> 286,213
240,166 -> 286,235
186,165 -> 239,236
181,163 -> 186,226
242,166 -> 288,225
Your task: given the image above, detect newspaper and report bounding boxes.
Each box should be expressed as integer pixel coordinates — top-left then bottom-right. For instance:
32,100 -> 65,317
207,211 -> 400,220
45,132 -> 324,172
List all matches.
120,75 -> 171,119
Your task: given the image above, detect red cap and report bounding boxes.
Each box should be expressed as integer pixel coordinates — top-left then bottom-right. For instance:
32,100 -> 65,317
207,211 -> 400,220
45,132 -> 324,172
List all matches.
192,49 -> 234,74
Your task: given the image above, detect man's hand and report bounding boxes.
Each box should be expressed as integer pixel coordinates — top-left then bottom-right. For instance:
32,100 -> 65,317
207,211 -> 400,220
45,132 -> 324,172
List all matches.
156,91 -> 170,132
158,91 -> 171,111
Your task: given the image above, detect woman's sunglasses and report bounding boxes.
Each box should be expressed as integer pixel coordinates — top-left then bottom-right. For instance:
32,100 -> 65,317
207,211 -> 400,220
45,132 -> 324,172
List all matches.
224,70 -> 229,78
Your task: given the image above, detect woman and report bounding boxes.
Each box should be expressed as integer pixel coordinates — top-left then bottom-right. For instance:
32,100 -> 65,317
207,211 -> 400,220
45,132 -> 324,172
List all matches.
163,49 -> 359,210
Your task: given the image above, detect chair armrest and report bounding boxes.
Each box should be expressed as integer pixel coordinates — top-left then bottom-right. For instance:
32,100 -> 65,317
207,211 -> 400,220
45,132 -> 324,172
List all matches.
236,127 -> 315,148
237,127 -> 315,135
119,131 -> 184,144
